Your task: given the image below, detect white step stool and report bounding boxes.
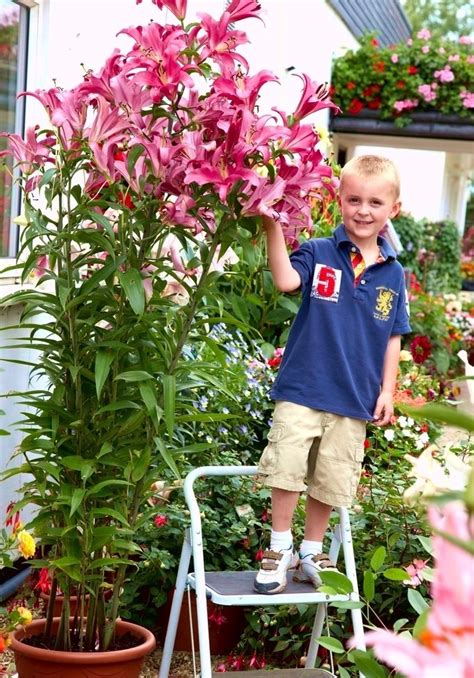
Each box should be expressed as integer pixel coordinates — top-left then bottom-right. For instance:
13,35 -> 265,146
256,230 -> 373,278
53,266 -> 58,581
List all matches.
159,466 -> 366,678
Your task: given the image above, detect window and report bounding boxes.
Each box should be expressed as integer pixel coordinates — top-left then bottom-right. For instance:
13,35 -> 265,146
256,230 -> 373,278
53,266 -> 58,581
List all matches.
0,0 -> 29,258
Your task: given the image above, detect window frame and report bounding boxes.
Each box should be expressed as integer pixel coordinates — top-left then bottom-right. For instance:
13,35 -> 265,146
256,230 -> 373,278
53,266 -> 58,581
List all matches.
0,0 -> 35,277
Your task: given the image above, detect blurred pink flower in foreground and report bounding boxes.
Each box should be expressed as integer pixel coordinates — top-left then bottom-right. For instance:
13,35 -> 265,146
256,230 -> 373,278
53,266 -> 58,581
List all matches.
365,501 -> 474,678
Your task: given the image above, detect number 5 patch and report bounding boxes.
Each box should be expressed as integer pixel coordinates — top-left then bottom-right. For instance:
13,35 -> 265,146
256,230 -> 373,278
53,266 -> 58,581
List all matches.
311,264 -> 342,302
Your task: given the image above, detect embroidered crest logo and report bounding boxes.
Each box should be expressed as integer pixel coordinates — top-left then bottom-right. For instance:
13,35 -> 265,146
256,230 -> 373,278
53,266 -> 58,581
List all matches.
374,288 -> 394,320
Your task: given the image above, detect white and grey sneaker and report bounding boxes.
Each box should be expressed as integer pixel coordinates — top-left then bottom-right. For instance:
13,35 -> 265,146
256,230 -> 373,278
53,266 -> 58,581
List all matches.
254,548 -> 299,594
293,553 -> 338,587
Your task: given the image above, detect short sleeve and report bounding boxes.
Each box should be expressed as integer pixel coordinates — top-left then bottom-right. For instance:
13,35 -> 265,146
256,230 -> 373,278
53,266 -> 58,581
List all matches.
289,241 -> 315,295
391,276 -> 411,335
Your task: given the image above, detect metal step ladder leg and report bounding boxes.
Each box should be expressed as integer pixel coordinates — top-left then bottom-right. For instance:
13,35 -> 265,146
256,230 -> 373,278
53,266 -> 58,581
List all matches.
159,529 -> 193,678
339,508 -> 365,652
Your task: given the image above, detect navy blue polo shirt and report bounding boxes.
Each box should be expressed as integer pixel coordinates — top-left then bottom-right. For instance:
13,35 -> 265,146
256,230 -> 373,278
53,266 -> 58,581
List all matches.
270,224 -> 411,421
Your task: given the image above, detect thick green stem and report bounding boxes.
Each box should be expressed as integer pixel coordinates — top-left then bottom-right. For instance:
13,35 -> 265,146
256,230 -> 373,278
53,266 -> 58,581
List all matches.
168,225 -> 224,375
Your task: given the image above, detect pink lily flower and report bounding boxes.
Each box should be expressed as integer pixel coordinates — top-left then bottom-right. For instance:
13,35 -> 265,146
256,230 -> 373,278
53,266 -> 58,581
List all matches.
159,234 -> 197,276
224,0 -> 262,23
140,0 -> 187,21
184,145 -> 258,202
196,13 -> 250,72
162,195 -> 197,229
35,255 -> 49,278
0,127 -> 54,173
212,70 -> 278,110
240,175 -> 286,218
292,74 -> 340,123
86,97 -> 130,147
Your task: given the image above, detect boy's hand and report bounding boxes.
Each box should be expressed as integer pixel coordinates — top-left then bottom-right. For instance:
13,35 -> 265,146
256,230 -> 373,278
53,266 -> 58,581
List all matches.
372,391 -> 394,426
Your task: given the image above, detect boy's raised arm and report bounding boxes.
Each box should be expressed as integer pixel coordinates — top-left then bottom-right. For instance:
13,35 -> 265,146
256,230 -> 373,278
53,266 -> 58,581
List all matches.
262,216 -> 301,293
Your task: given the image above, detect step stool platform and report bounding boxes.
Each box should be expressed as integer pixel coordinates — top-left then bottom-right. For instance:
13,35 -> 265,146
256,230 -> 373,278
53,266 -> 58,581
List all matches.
187,570 -> 354,606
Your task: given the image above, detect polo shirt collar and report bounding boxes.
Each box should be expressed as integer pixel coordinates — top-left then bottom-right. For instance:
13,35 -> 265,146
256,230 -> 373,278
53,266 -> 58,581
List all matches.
333,224 -> 396,261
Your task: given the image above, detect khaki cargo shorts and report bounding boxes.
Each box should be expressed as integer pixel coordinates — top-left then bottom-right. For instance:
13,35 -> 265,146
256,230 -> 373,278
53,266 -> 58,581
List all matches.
258,401 -> 366,507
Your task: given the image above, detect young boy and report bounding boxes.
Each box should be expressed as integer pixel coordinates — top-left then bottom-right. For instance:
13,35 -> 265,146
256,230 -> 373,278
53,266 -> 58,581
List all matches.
254,155 -> 411,594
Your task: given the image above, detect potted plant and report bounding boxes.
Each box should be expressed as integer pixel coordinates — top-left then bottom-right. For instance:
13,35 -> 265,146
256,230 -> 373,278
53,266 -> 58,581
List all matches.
0,0 -> 337,674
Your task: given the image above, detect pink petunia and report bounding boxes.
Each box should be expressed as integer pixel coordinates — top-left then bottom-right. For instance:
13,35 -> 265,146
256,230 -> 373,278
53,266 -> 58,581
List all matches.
417,28 -> 431,40
404,558 -> 429,586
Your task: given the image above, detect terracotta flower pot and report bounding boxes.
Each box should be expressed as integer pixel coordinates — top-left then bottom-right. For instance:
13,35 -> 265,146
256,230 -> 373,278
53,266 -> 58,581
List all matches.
11,617 -> 156,678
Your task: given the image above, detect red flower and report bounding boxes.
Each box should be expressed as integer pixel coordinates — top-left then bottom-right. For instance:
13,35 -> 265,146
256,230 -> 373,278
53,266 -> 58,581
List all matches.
367,97 -> 382,110
346,81 -> 356,90
5,502 -> 21,532
348,98 -> 364,115
268,347 -> 284,369
249,653 -> 266,669
420,423 -> 429,433
154,514 -> 168,527
364,439 -> 371,449
363,85 -> 381,98
261,508 -> 269,523
370,38 -> 380,47
396,80 -> 406,89
373,61 -> 385,73
117,191 -> 135,209
209,608 -> 227,626
229,655 -> 246,671
410,335 -> 432,364
407,65 -> 418,75
35,568 -> 52,594
255,548 -> 264,562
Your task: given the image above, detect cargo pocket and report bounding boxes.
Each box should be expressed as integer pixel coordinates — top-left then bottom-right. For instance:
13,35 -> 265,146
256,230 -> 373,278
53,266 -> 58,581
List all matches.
350,444 -> 365,497
258,423 -> 285,476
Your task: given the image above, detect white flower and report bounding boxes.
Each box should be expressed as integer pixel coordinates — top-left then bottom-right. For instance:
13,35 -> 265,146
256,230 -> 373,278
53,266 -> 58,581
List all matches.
404,445 -> 472,502
415,432 -> 429,450
446,300 -> 462,313
384,429 -> 395,442
407,417 -> 414,427
398,416 -> 408,428
399,350 -> 412,362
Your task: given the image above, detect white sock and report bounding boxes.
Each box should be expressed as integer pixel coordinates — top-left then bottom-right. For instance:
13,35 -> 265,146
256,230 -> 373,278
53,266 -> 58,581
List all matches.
299,539 -> 323,558
270,529 -> 293,552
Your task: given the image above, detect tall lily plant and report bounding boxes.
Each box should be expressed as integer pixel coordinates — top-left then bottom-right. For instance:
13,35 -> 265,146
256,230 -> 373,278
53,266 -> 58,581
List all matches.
0,0 -> 337,652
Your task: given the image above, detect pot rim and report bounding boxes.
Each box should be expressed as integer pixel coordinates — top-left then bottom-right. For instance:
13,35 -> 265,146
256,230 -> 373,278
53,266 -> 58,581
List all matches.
11,617 -> 156,665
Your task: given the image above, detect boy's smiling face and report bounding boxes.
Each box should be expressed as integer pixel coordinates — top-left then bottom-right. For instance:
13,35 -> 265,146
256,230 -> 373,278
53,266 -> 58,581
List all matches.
338,173 -> 401,248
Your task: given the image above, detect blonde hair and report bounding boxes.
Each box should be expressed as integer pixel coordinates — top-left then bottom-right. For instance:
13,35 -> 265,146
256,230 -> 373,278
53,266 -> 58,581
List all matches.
340,155 -> 400,199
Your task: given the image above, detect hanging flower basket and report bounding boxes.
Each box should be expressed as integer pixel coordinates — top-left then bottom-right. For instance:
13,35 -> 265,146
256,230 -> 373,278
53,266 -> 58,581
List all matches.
330,31 -> 473,128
